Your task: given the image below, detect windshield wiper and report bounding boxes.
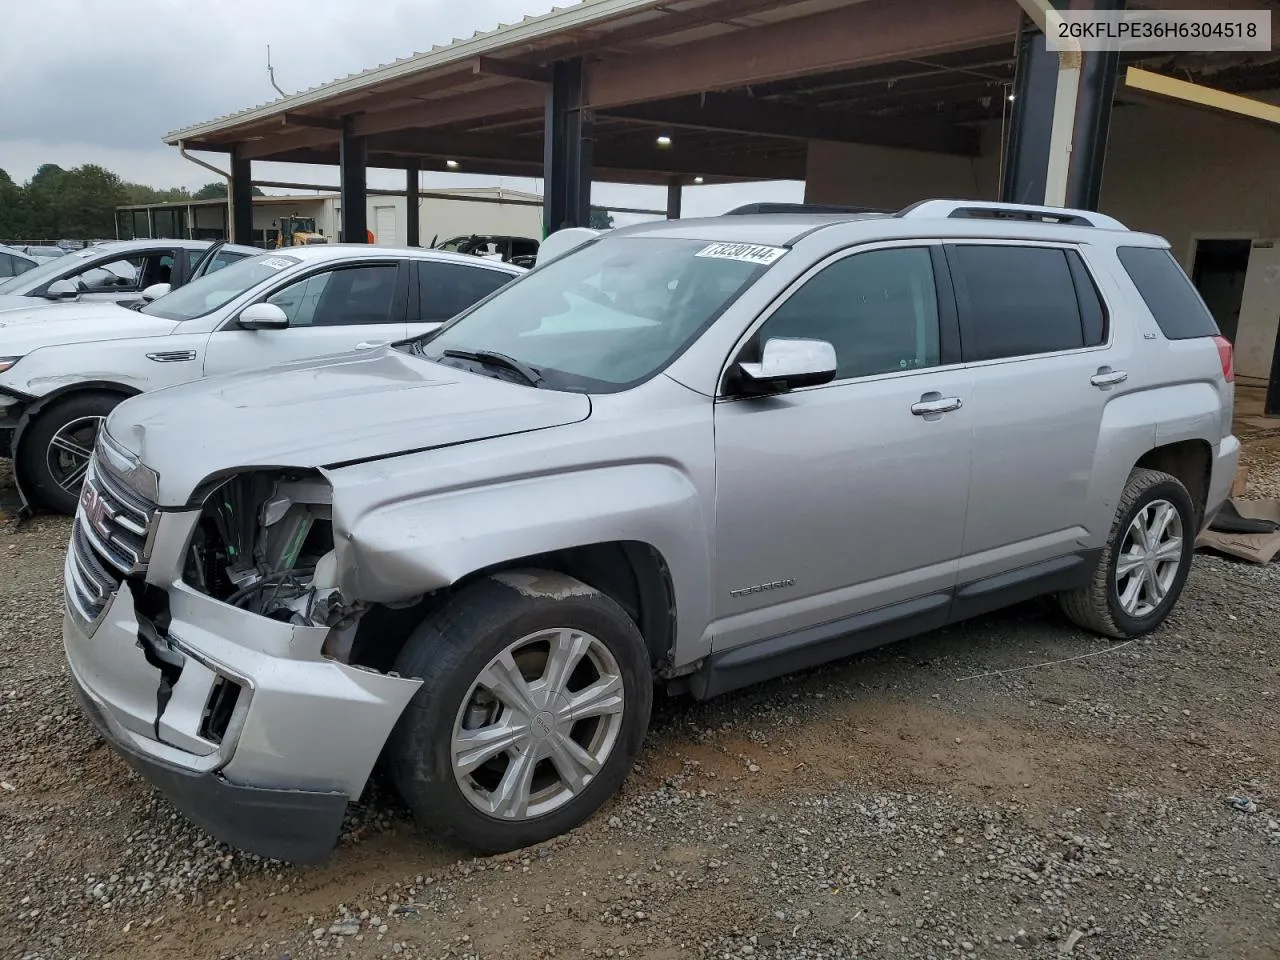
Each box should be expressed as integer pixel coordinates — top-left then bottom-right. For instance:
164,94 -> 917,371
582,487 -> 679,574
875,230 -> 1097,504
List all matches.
441,348 -> 543,387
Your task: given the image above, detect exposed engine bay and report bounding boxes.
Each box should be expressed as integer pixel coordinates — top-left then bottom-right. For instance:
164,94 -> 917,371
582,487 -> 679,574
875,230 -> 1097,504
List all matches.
183,471 -> 346,627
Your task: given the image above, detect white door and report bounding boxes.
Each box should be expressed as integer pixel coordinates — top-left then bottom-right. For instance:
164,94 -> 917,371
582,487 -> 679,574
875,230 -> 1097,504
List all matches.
374,206 -> 397,247
1232,242 -> 1280,383
202,260 -> 408,378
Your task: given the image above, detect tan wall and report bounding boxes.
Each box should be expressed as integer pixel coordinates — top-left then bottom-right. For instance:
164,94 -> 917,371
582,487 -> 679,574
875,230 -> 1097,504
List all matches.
334,196 -> 544,247
1099,101 -> 1280,270
804,136 -> 999,209
802,101 -> 1280,380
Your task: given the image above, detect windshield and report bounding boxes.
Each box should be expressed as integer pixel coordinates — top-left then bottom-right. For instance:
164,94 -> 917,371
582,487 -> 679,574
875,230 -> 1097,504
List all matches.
141,253 -> 300,321
420,236 -> 778,392
0,244 -> 104,293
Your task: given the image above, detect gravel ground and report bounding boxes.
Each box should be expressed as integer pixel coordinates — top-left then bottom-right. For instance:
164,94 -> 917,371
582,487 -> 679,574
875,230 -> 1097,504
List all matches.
3,437 -> 1280,960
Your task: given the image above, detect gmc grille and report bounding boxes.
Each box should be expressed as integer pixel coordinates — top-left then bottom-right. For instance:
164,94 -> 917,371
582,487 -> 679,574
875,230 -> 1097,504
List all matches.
65,456 -> 157,628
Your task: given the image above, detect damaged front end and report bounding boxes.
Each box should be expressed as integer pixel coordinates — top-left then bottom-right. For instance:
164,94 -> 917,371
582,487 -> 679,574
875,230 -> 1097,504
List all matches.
183,471 -> 350,627
181,470 -> 443,672
63,460 -> 424,863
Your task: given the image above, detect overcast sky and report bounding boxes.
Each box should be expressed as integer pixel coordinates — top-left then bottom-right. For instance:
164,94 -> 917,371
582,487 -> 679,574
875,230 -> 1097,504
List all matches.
0,0 -> 800,221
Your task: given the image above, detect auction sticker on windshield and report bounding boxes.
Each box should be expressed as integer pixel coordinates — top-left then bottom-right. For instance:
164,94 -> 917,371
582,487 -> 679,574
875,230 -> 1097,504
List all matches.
259,257 -> 297,270
695,242 -> 787,265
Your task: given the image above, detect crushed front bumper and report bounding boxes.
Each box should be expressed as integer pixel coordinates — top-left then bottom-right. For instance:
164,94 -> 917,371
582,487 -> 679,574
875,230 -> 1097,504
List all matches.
68,659 -> 347,863
63,508 -> 422,862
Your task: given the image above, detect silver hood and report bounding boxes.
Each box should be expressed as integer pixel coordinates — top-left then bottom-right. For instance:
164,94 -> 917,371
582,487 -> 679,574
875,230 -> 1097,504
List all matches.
105,348 -> 591,505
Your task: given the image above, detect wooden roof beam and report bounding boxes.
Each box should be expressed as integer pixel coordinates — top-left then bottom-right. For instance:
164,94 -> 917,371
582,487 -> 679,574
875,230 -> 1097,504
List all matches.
584,0 -> 1018,109
600,91 -> 981,155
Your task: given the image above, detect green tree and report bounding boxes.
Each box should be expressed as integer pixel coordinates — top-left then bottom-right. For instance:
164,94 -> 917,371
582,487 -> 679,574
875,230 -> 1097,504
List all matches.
193,182 -> 264,200
123,182 -> 192,204
22,164 -> 68,238
589,206 -> 615,230
58,165 -> 129,237
193,181 -> 227,200
0,168 -> 26,238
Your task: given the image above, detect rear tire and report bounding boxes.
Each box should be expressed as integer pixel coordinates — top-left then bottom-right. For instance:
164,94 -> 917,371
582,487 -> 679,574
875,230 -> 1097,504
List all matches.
19,392 -> 122,515
386,569 -> 652,853
1058,468 -> 1195,639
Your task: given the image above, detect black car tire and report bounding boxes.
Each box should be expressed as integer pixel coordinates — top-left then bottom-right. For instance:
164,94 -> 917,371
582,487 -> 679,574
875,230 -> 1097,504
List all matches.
386,569 -> 652,853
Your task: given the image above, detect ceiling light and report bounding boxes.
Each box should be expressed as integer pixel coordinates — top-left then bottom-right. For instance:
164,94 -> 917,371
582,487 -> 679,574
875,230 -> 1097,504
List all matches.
656,135 -> 673,147
693,176 -> 704,184
1007,94 -> 1016,102
445,159 -> 460,169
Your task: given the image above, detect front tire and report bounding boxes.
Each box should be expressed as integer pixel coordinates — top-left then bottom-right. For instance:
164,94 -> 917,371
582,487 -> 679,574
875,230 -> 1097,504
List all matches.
1058,468 -> 1196,639
19,392 -> 122,515
386,570 -> 652,853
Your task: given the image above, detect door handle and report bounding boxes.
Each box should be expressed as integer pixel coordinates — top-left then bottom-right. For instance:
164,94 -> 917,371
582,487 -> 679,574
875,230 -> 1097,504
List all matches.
1090,368 -> 1128,388
910,395 -> 963,416
355,340 -> 389,350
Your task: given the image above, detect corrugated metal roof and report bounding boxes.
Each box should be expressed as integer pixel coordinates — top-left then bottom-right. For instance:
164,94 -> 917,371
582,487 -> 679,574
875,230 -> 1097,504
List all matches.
164,0 -> 671,144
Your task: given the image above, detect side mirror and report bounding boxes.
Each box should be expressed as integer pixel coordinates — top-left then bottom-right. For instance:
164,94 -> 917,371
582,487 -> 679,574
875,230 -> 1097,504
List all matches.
737,337 -> 838,394
45,279 -> 78,300
238,302 -> 290,330
141,282 -> 171,303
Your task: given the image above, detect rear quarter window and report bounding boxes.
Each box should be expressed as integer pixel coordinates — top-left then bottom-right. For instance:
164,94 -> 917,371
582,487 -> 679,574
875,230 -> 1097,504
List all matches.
1116,246 -> 1220,340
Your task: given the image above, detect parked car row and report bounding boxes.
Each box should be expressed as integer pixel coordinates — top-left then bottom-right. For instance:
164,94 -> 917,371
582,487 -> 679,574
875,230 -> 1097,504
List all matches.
32,202 -> 1238,865
0,242 -> 522,513
0,245 -> 38,279
0,238 -> 262,314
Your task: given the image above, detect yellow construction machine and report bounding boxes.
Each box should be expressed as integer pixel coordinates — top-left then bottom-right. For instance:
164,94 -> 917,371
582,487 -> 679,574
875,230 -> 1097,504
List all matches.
275,216 -> 329,247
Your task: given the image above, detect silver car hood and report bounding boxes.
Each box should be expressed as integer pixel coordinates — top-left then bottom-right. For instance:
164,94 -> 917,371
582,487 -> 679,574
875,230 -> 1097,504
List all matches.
106,348 -> 591,505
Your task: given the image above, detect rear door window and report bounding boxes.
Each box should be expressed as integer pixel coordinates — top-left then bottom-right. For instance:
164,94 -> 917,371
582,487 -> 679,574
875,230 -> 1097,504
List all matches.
269,264 -> 399,327
1116,246 -> 1220,339
417,260 -> 514,322
947,245 -> 1095,361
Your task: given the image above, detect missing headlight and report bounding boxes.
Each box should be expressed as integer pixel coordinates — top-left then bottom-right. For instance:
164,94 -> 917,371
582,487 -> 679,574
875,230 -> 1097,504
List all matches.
183,470 -> 346,625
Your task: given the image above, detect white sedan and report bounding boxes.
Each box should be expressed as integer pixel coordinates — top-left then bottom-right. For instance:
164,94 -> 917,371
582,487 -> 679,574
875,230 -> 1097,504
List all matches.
0,245 -> 522,513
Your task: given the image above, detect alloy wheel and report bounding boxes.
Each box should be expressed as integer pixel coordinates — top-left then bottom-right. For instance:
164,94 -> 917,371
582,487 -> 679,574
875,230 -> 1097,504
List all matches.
452,627 -> 625,821
46,415 -> 103,495
1115,498 -> 1184,619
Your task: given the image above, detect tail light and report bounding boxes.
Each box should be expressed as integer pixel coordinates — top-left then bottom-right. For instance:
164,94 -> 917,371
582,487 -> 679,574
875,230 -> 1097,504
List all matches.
1212,335 -> 1235,383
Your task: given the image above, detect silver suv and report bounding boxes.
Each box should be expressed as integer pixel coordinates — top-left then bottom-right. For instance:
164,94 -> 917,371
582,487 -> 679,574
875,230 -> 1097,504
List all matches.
63,200 -> 1239,862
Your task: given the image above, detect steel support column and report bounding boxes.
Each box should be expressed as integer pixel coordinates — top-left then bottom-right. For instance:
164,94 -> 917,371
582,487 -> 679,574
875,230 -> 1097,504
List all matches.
229,147 -> 253,245
340,118 -> 368,243
666,179 -> 683,220
1001,12 -> 1061,204
543,58 -> 593,235
1065,0 -> 1123,209
1267,318 -> 1280,417
405,162 -> 421,247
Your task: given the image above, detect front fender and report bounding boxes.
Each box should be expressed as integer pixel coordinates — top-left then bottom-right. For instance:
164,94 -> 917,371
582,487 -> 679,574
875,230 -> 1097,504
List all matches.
328,462 -> 714,661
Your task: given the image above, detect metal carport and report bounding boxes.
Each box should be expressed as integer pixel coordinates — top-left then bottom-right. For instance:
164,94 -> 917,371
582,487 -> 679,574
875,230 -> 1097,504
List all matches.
163,0 -> 1280,245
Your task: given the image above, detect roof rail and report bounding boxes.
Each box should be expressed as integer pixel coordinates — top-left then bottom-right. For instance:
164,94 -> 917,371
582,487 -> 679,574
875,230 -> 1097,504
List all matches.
897,199 -> 1128,231
724,202 -> 890,216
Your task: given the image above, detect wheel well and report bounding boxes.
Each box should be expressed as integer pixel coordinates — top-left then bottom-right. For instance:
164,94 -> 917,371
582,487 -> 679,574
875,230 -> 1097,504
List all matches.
469,541 -> 677,668
15,382 -> 139,443
12,383 -> 140,479
346,541 -> 678,674
1136,440 -> 1212,525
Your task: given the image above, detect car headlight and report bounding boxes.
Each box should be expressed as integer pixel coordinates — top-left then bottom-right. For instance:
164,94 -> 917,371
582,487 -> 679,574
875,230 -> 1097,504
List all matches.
0,356 -> 21,374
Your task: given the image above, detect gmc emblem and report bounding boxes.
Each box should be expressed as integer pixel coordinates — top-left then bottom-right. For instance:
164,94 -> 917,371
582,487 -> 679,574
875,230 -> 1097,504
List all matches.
79,484 -> 112,540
